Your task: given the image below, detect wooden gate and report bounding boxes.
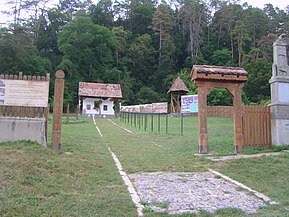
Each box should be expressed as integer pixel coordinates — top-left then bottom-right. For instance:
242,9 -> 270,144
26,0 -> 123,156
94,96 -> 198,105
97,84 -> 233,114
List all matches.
242,105 -> 271,148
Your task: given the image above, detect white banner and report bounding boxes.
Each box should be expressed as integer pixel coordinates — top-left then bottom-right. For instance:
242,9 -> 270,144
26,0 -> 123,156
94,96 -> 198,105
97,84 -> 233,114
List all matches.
181,95 -> 198,113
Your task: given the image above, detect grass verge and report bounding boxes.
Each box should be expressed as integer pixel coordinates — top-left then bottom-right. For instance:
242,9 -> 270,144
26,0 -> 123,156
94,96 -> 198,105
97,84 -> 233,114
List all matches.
0,116 -> 288,216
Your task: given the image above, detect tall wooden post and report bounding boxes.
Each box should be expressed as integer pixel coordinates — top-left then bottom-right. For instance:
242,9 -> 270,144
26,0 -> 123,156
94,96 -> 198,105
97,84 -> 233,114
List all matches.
51,70 -> 65,150
197,85 -> 211,154
228,84 -> 244,153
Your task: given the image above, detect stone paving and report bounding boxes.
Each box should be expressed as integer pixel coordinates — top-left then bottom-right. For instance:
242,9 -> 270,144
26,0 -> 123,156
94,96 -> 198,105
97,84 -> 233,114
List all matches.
207,151 -> 287,162
129,172 -> 267,215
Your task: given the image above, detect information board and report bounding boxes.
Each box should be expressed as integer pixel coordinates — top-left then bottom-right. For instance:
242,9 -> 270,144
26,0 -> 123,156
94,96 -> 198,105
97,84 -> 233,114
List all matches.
181,95 -> 198,113
0,79 -> 49,107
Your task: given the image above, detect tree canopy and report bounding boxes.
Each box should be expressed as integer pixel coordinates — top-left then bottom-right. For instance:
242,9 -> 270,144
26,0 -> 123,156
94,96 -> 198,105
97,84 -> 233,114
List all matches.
0,0 -> 288,107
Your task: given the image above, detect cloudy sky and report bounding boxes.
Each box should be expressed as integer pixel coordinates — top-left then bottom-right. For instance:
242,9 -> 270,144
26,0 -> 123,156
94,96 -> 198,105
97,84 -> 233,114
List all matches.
0,0 -> 288,25
240,0 -> 288,9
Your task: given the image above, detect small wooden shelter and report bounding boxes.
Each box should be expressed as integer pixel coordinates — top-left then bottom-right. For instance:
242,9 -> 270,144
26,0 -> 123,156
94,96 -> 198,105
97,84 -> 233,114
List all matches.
191,65 -> 247,154
78,82 -> 122,117
167,76 -> 189,113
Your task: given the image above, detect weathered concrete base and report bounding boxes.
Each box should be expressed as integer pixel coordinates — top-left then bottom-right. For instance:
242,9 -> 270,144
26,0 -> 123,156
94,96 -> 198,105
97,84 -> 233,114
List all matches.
271,118 -> 289,146
0,117 -> 46,145
270,103 -> 289,146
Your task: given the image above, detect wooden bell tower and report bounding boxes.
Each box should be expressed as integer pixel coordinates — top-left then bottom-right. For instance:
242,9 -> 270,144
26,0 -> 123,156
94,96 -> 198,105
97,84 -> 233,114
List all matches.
167,76 -> 189,113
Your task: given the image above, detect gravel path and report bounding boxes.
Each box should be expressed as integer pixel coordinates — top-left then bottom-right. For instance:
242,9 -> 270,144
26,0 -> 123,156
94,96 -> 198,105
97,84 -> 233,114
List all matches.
129,171 -> 267,215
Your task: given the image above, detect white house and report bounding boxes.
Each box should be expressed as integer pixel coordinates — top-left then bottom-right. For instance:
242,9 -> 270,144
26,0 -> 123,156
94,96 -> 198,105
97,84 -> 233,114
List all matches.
78,82 -> 122,117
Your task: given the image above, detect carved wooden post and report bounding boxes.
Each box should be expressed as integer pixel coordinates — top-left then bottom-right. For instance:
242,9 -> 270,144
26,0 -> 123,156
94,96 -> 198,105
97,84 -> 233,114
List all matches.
197,84 -> 211,154
229,84 -> 244,153
52,70 -> 65,150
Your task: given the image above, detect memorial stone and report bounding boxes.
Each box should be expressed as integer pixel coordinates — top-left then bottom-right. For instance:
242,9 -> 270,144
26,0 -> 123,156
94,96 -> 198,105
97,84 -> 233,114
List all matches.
269,34 -> 289,146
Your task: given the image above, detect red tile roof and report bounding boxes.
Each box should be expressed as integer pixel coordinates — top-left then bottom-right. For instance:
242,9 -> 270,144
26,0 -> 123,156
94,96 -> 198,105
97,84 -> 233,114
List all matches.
78,82 -> 122,98
167,76 -> 189,93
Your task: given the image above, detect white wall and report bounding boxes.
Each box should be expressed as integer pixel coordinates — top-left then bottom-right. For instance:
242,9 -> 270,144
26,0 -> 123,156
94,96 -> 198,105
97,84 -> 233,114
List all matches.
82,97 -> 115,116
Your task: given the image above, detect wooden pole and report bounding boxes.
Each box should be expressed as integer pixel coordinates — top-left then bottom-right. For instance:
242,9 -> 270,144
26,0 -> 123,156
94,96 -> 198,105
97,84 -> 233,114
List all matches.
51,70 -> 65,150
66,104 -> 70,124
197,86 -> 210,154
76,105 -> 79,120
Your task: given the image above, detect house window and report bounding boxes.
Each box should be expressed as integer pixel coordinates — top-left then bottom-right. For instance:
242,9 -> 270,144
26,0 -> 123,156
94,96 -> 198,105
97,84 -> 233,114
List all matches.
86,104 -> 91,110
103,105 -> 108,111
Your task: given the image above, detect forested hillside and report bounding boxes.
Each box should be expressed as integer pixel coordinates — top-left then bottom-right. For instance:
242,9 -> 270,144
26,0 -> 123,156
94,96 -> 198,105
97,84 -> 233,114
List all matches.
0,0 -> 288,108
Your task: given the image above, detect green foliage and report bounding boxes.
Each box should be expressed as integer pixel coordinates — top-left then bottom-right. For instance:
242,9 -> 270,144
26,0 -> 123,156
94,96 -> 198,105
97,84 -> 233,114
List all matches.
177,69 -> 197,94
1,0 -> 289,106
0,25 -> 52,75
57,16 -> 116,106
207,89 -> 233,106
212,49 -> 233,66
244,58 -> 272,103
136,86 -> 162,104
127,34 -> 157,87
128,0 -> 157,36
89,0 -> 113,27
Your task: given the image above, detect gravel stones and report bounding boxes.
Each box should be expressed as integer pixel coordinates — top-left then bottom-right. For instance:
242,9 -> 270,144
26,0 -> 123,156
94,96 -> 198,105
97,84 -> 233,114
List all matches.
129,172 -> 267,215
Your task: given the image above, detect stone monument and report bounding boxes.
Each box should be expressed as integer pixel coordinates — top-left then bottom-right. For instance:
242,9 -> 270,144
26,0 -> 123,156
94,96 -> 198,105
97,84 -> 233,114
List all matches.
269,34 -> 289,146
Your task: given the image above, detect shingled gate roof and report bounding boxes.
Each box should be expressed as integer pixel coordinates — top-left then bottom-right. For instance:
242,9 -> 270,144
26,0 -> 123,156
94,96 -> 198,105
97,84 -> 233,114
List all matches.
191,65 -> 248,81
78,82 -> 122,98
167,76 -> 189,94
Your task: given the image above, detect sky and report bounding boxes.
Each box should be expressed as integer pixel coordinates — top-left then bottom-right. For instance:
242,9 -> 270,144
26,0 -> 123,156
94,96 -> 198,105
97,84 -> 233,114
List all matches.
240,0 -> 288,9
0,0 -> 288,25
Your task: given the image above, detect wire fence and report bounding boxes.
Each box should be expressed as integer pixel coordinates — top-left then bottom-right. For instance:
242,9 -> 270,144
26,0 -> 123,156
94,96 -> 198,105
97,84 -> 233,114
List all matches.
120,106 -> 235,137
120,112 -> 201,136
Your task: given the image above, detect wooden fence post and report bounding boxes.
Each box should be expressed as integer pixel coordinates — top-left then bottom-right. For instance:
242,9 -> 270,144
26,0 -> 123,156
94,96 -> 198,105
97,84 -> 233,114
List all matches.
66,104 -> 70,124
76,105 -> 79,120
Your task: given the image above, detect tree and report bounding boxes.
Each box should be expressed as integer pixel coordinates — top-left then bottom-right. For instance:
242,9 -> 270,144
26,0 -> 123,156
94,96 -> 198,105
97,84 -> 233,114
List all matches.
136,86 -> 162,104
207,89 -> 233,106
128,0 -> 157,35
244,58 -> 271,103
57,16 -> 116,105
233,20 -> 250,66
156,39 -> 176,94
0,25 -> 51,75
112,26 -> 129,67
243,7 -> 268,47
211,49 -> 233,66
89,0 -> 114,27
152,4 -> 174,55
177,0 -> 208,64
127,34 -> 157,87
58,0 -> 92,22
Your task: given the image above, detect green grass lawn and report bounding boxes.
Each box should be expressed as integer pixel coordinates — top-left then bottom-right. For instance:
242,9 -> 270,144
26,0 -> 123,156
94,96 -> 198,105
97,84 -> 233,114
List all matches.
0,116 -> 288,216
120,114 -> 235,155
